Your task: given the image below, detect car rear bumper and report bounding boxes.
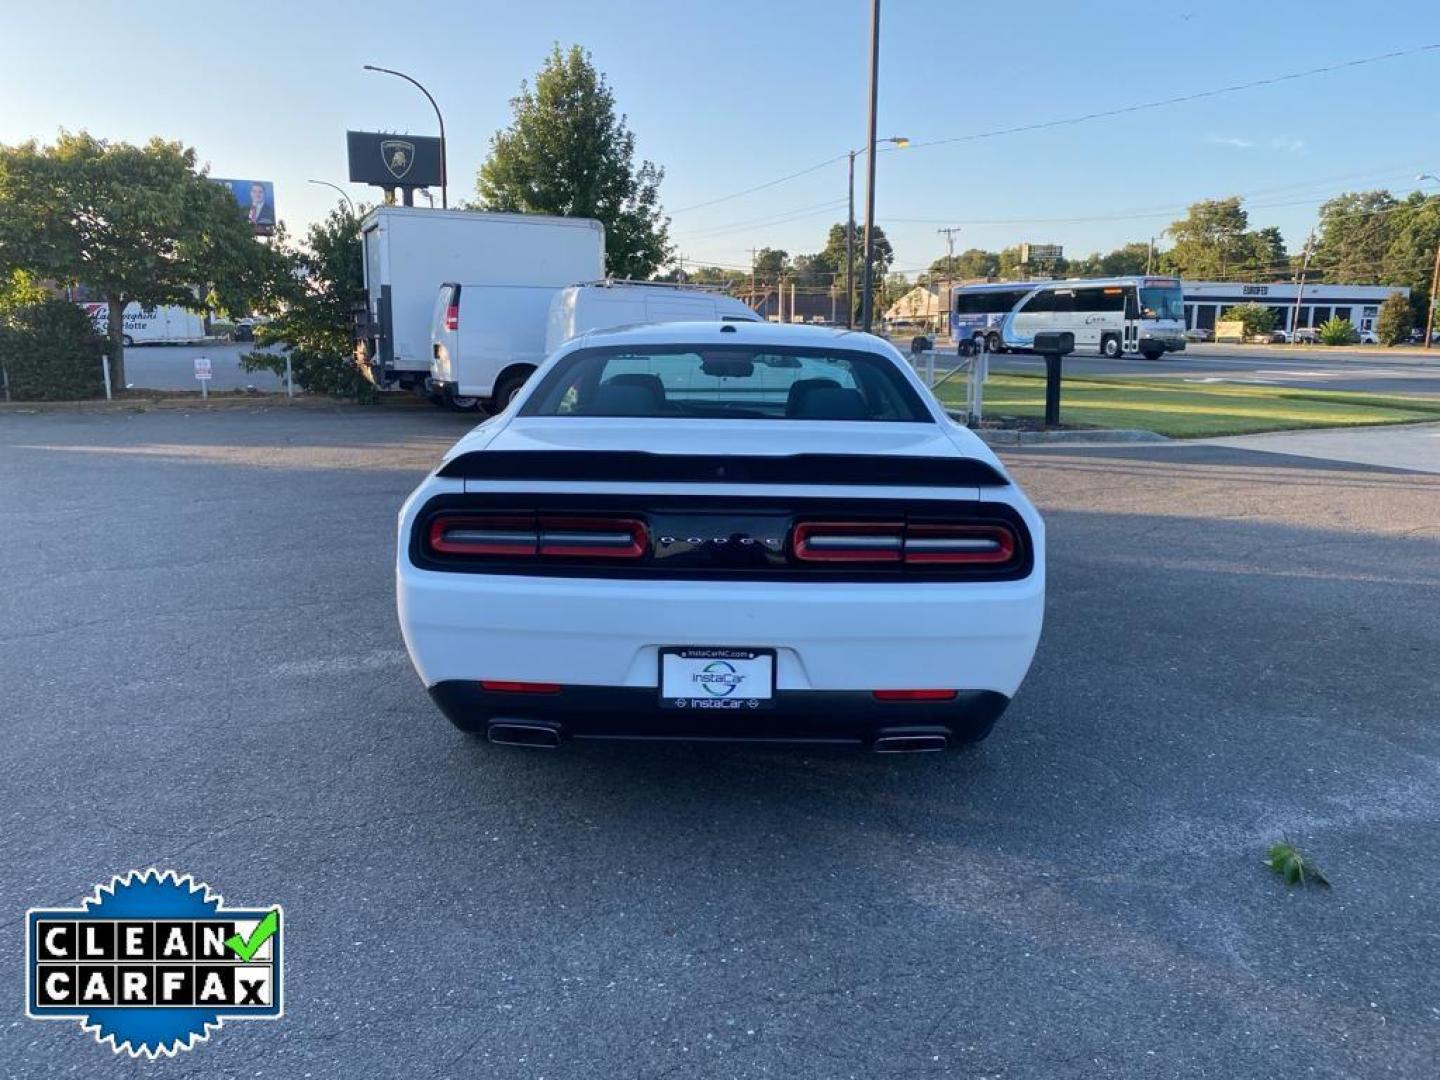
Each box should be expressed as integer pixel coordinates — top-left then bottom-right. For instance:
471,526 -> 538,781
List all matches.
398,570 -> 1045,696
429,681 -> 1010,748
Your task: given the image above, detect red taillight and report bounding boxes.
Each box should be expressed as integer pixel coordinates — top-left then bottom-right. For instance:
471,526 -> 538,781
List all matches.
426,513 -> 647,560
428,515 -> 537,556
792,520 -> 1017,565
793,521 -> 903,562
903,524 -> 1016,564
480,680 -> 561,694
873,689 -> 958,701
538,516 -> 646,559
444,303 -> 459,332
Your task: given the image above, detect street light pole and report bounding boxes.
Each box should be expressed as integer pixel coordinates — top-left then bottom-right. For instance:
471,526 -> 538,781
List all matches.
859,0 -> 882,332
307,179 -> 355,216
363,64 -> 448,209
846,135 -> 908,332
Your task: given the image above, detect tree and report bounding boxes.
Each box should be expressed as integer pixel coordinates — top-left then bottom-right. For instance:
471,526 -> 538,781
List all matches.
1221,302 -> 1276,338
925,248 -> 997,283
0,132 -> 286,388
1165,197 -> 1253,279
816,222 -> 892,320
1313,191 -> 1399,284
1098,242 -> 1152,276
752,247 -> 789,286
241,204 -> 374,400
1380,191 -> 1440,320
477,45 -> 671,279
1375,290 -> 1414,346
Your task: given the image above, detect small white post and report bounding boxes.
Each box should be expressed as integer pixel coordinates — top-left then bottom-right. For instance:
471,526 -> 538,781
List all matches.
102,355 -> 112,401
925,349 -> 935,387
285,354 -> 294,398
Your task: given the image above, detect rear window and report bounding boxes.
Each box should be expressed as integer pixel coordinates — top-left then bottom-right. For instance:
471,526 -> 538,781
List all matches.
521,344 -> 932,422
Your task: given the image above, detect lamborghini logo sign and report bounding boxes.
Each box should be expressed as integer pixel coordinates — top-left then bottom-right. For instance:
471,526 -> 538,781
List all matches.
380,140 -> 415,181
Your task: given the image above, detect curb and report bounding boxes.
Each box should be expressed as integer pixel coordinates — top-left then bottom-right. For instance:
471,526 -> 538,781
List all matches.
978,428 -> 1170,446
0,394 -> 430,414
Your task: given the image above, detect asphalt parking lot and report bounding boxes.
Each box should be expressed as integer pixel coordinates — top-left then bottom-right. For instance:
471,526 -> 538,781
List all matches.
1,407 -> 1438,1078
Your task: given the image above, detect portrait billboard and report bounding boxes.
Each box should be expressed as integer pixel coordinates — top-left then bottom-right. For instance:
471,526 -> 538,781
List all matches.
214,178 -> 276,236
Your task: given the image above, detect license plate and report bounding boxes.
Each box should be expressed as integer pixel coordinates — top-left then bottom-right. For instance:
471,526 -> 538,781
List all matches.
659,647 -> 775,710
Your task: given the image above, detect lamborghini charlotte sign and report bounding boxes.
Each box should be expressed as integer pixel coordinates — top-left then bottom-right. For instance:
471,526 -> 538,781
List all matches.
345,131 -> 442,189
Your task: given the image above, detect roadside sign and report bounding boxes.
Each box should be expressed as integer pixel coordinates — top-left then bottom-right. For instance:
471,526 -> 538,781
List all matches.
194,357 -> 212,381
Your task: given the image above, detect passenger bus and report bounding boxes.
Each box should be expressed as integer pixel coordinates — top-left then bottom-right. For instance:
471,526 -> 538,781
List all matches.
951,277 -> 1186,360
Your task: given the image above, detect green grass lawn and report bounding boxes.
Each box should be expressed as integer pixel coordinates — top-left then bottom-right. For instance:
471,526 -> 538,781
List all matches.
934,373 -> 1440,438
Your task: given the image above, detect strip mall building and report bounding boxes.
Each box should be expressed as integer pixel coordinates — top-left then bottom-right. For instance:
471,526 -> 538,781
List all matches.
1182,281 -> 1409,336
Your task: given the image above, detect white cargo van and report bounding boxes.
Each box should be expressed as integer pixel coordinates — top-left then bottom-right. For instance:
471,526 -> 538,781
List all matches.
357,206 -> 604,397
81,302 -> 206,346
544,281 -> 760,354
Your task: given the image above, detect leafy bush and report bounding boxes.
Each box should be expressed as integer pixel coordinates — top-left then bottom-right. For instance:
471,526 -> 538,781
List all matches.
1318,317 -> 1357,345
0,298 -> 106,400
1375,291 -> 1413,346
1220,302 -> 1276,337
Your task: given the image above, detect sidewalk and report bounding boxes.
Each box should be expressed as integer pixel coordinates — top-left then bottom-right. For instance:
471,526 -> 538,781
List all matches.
1203,421 -> 1440,474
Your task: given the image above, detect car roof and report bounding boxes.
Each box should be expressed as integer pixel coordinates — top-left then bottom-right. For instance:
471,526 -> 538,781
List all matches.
567,320 -> 891,352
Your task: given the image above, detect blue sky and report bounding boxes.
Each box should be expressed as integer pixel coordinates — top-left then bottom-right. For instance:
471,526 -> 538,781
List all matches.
3,0 -> 1438,277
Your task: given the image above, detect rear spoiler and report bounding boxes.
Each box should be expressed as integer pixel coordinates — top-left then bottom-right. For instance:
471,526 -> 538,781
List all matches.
436,451 -> 1009,488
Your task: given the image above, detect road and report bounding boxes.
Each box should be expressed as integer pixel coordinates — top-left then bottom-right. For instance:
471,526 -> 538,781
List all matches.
1,408 -> 1437,1078
921,341 -> 1440,396
121,341 -> 286,392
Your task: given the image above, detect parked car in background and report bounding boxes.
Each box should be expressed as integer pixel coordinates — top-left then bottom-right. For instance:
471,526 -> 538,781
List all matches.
1357,328 -> 1379,345
1184,327 -> 1213,342
397,321 -> 1046,753
1291,327 -> 1320,344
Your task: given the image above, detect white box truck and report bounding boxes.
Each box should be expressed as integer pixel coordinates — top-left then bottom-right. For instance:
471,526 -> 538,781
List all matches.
356,206 -> 604,398
82,302 -> 207,346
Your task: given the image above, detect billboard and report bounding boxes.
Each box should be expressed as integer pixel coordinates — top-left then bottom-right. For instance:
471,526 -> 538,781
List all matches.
214,178 -> 276,235
1019,243 -> 1063,263
346,131 -> 442,189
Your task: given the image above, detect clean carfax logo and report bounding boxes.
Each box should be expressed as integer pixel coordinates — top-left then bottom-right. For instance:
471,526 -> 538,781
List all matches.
25,869 -> 283,1058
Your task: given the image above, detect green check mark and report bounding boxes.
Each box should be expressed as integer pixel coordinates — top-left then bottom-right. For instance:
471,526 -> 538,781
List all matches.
225,909 -> 279,962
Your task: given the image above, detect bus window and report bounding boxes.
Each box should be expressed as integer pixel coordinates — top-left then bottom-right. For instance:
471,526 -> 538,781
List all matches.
1020,289 -> 1053,313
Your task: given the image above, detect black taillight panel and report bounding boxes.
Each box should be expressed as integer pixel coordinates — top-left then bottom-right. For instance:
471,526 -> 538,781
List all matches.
411,494 -> 1032,581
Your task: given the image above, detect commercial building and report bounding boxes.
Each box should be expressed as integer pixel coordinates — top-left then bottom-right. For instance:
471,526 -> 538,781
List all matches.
1182,281 -> 1409,336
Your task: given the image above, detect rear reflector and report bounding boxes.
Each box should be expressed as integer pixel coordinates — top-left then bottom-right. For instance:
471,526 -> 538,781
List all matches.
444,302 -> 459,332
480,680 -> 561,694
426,513 -> 647,560
794,521 -> 1017,565
873,689 -> 959,701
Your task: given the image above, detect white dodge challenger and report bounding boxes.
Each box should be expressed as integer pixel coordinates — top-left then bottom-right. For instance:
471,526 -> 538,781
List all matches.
397,322 -> 1044,752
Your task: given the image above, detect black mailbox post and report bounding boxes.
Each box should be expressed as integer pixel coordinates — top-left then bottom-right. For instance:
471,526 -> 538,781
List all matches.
1031,330 -> 1075,427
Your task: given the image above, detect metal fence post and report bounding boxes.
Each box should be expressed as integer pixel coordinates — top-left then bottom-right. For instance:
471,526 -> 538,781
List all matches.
1,363 -> 10,403
101,356 -> 112,401
285,354 -> 294,398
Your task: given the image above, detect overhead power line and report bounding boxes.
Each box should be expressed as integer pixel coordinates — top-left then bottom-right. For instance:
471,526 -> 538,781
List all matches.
668,44 -> 1439,218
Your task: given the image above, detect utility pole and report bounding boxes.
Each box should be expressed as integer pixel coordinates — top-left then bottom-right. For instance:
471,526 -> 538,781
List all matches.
749,247 -> 758,313
1291,231 -> 1314,345
1427,240 -> 1440,351
937,226 -> 961,338
1146,237 -> 1155,274
859,0 -> 882,332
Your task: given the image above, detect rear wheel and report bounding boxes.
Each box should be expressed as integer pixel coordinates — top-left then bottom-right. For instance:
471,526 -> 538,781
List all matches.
491,368 -> 532,412
1101,335 -> 1121,359
984,331 -> 1002,354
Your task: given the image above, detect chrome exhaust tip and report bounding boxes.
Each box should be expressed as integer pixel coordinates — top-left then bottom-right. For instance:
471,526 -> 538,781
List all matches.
487,722 -> 561,749
873,733 -> 949,753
